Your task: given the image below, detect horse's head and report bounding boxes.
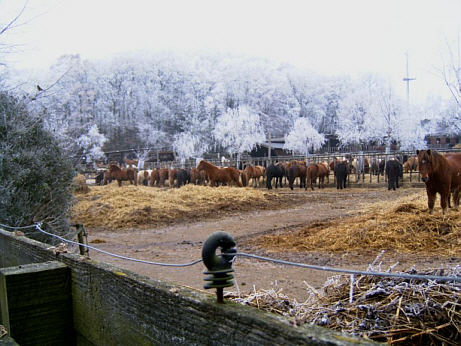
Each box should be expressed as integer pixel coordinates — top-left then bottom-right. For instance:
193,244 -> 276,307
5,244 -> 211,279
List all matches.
416,149 -> 434,183
109,164 -> 121,172
197,160 -> 206,171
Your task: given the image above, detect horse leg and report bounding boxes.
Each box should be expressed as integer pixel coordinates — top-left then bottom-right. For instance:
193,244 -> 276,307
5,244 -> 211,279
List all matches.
441,189 -> 450,215
453,187 -> 460,211
426,187 -> 436,214
117,179 -> 122,187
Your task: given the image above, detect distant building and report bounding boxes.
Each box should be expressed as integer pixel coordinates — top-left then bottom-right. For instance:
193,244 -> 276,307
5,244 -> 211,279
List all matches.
250,137 -> 291,157
426,133 -> 461,149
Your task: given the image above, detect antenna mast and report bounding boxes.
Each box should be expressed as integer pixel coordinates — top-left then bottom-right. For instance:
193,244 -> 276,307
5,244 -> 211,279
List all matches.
402,52 -> 416,103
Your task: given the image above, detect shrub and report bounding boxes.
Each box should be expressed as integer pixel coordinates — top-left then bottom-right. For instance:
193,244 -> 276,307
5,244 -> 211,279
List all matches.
0,92 -> 75,241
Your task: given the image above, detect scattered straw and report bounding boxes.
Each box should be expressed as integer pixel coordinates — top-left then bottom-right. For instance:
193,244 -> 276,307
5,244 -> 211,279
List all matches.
70,184 -> 281,230
254,192 -> 461,256
72,174 -> 89,194
227,265 -> 461,345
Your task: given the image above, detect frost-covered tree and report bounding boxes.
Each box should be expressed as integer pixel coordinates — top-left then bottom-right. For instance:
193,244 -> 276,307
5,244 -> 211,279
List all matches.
213,105 -> 265,164
283,117 -> 325,156
76,124 -> 107,162
397,106 -> 429,150
172,131 -> 209,164
336,75 -> 415,149
0,91 -> 74,240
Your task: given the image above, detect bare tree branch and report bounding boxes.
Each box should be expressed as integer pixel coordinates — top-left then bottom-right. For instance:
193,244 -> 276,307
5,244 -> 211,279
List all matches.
0,0 -> 29,36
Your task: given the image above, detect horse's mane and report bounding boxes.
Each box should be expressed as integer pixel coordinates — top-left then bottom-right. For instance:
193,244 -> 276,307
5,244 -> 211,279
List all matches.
428,150 -> 445,167
198,160 -> 216,169
109,164 -> 121,171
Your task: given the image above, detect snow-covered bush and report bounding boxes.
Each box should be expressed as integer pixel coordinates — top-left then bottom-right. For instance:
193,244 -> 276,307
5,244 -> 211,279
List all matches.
0,92 -> 74,241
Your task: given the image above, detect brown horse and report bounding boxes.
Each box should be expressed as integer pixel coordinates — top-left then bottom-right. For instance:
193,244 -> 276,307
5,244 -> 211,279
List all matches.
168,168 -> 178,187
149,168 -> 160,187
190,168 -> 207,185
197,160 -> 242,187
403,156 -> 418,173
243,165 -> 264,187
158,168 -> 169,187
287,162 -> 307,190
306,164 -> 319,190
108,164 -> 137,187
416,150 -> 461,214
317,162 -> 330,188
305,163 -> 329,190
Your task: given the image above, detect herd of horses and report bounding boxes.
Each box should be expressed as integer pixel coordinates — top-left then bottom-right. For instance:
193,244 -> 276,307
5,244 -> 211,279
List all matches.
95,156 -> 410,191
94,150 -> 461,214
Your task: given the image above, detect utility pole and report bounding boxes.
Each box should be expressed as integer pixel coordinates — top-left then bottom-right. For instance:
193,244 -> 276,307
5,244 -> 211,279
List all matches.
402,52 -> 416,104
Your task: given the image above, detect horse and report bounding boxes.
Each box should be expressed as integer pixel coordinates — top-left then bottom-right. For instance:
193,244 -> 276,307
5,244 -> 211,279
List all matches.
149,168 -> 160,187
168,168 -> 178,187
403,156 -> 418,173
197,160 -> 242,187
443,152 -> 461,210
334,160 -> 348,189
370,159 -> 380,175
101,170 -> 113,185
190,167 -> 207,185
108,164 -> 137,187
265,163 -> 285,189
317,162 -> 330,188
416,150 -> 461,214
243,165 -> 264,187
287,162 -> 307,190
137,169 -> 151,186
385,159 -> 402,191
306,164 -> 320,191
176,169 -> 190,187
158,168 -> 169,187
255,165 -> 266,184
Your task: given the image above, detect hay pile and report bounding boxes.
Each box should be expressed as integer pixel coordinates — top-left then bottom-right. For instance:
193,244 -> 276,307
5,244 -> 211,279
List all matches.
70,184 -> 278,229
254,193 -> 461,256
72,174 -> 89,194
228,265 -> 461,344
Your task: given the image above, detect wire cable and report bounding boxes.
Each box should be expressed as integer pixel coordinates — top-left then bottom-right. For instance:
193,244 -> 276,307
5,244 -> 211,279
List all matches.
229,252 -> 461,283
33,224 -> 202,267
1,223 -> 202,267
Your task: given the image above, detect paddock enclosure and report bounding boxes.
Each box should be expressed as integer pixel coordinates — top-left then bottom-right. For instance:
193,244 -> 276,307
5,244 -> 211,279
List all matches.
2,151 -> 460,344
67,179 -> 461,344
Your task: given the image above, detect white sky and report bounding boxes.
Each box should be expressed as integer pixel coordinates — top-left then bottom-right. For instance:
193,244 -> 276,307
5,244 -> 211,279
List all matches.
2,0 -> 461,103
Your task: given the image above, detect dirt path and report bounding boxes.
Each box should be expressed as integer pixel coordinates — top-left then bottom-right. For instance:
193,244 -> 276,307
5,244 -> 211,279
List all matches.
85,187 -> 458,301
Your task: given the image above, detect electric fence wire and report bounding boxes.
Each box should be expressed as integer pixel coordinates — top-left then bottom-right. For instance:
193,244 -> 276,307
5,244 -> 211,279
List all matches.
0,222 -> 203,267
1,222 -> 460,282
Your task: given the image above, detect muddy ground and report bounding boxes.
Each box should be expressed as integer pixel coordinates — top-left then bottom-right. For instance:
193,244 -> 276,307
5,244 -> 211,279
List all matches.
83,186 -> 460,302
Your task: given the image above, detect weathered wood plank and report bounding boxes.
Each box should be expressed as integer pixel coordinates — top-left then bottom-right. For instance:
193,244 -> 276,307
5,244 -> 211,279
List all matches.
0,229 -> 378,345
0,261 -> 74,345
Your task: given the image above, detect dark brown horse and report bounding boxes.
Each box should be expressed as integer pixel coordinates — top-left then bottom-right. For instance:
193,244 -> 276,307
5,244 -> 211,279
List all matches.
189,167 -> 207,185
417,150 -> 461,214
197,160 -> 242,187
287,162 -> 307,190
108,164 -> 137,187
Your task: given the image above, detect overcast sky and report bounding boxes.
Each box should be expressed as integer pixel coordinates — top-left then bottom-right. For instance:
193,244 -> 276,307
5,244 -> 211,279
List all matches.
2,0 -> 460,103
